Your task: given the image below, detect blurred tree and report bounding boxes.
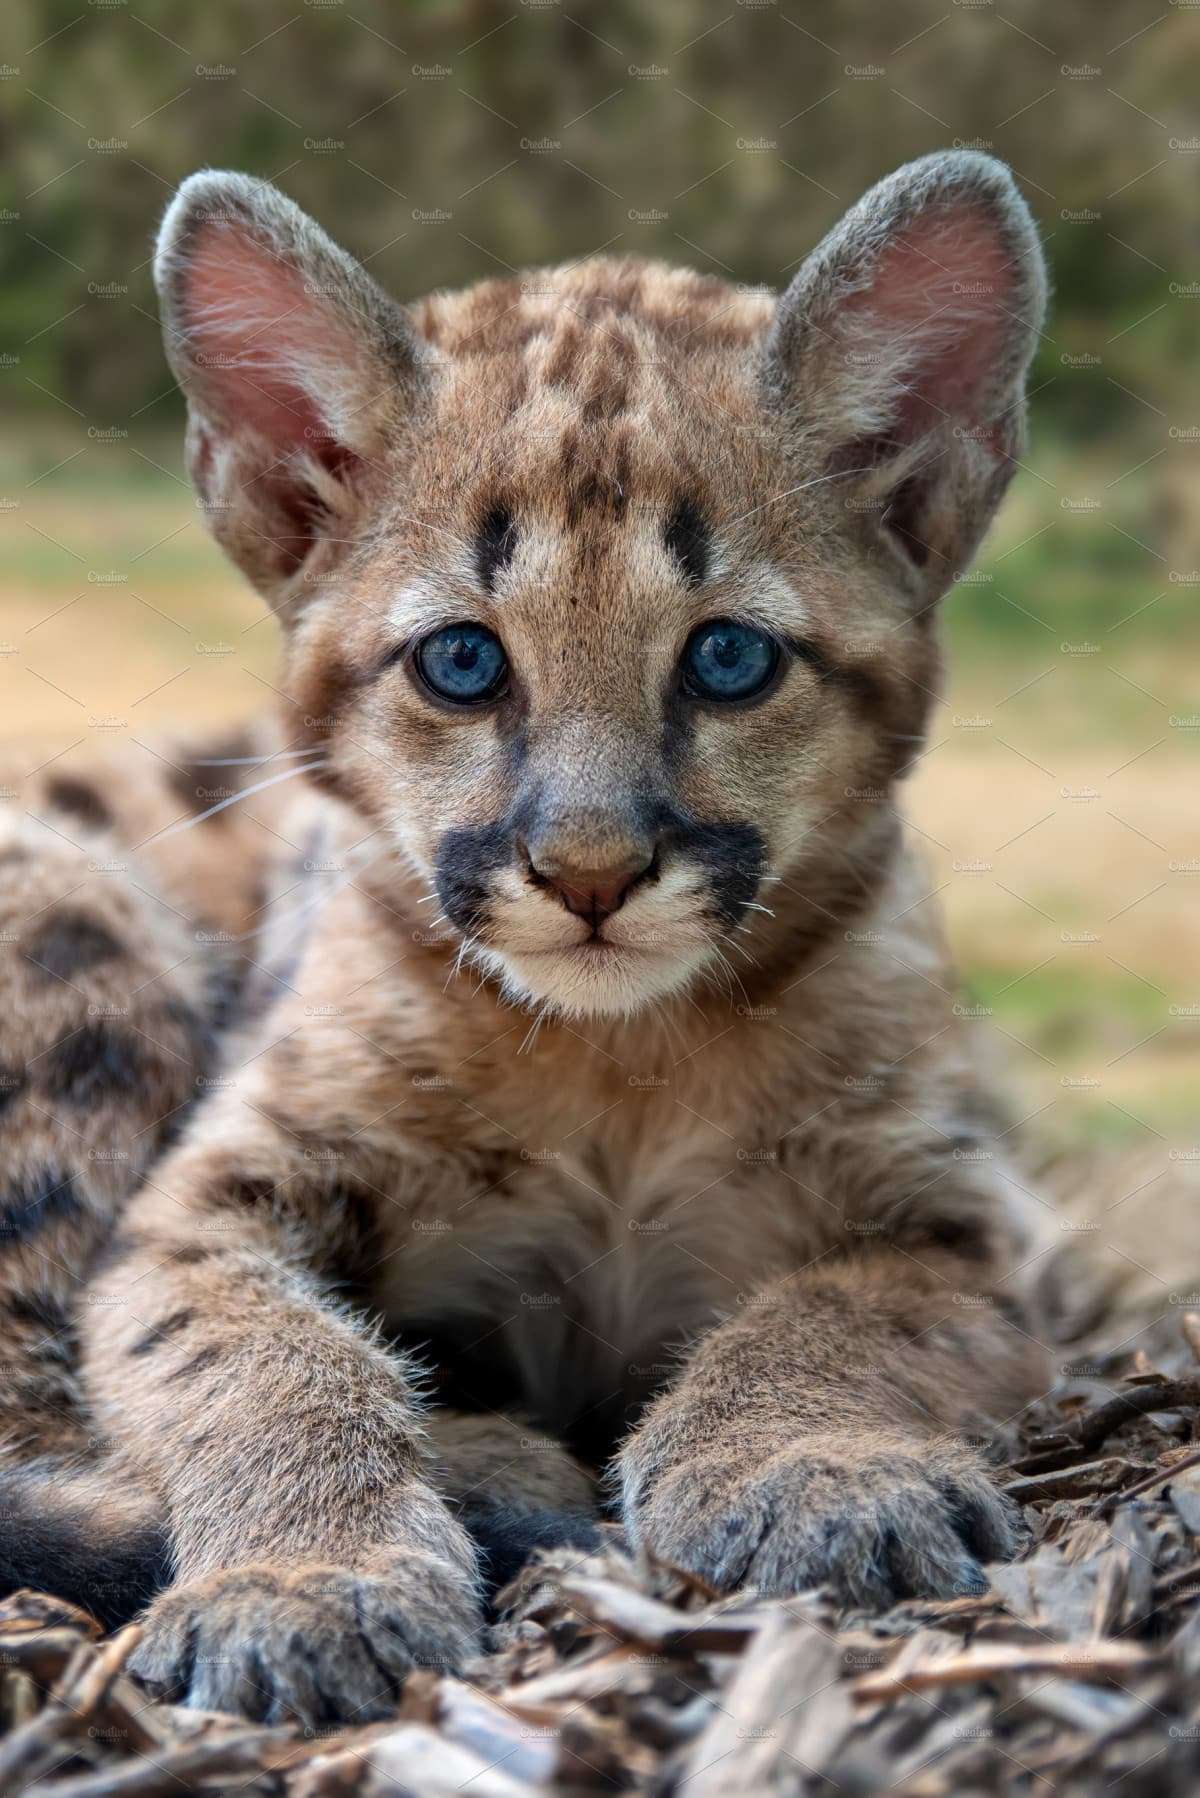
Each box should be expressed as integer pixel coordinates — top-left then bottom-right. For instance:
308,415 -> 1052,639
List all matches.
0,0 -> 1195,437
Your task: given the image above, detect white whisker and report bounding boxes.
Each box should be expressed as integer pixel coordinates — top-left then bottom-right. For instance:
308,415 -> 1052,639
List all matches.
446,931 -> 480,990
647,993 -> 689,1056
144,760 -> 326,844
709,944 -> 751,1012
675,984 -> 706,1021
518,1000 -> 553,1055
393,513 -> 474,554
248,840 -> 388,947
190,747 -> 324,766
726,465 -> 875,528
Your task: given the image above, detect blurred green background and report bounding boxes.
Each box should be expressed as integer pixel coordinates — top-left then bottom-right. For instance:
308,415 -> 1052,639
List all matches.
0,0 -> 1197,1150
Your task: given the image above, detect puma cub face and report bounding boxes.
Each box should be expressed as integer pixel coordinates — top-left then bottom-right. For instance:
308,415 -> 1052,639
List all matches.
156,156 -> 1044,1019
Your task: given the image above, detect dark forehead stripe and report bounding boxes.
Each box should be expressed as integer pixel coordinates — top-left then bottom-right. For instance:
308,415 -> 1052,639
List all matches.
554,417 -> 634,534
664,499 -> 709,588
475,507 -> 517,593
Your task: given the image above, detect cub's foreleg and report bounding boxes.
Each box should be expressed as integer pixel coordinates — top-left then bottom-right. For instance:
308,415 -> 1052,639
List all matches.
84,1119 -> 481,1724
619,1245 -> 1045,1605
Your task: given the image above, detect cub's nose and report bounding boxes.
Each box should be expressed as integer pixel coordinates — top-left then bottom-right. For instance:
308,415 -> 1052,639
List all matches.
529,852 -> 654,928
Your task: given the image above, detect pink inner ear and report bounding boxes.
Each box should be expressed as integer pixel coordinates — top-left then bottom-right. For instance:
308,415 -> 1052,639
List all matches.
854,206 -> 1016,428
183,226 -> 334,456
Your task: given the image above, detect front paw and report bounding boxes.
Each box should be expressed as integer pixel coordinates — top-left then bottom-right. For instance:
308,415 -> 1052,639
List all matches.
129,1554 -> 482,1725
620,1430 -> 1019,1607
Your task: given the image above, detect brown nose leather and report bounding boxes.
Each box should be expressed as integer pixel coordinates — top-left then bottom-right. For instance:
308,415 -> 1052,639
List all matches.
533,856 -> 652,928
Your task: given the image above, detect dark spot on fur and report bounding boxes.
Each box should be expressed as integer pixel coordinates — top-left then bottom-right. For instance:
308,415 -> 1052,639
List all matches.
993,1292 -> 1032,1330
919,1214 -> 991,1259
720,622 -> 932,786
664,499 -> 709,588
560,423 -> 631,530
580,332 -> 634,424
165,757 -> 229,818
0,1168 -> 81,1241
10,1290 -> 78,1366
129,1309 -> 195,1356
159,730 -> 259,816
0,1067 -> 26,1116
165,1345 -> 222,1382
543,320 -> 583,388
161,994 -> 216,1076
42,1025 -> 149,1107
170,1242 -> 216,1266
43,776 -> 113,831
475,507 -> 517,593
224,1174 -> 278,1209
10,1289 -> 74,1337
24,913 -> 123,983
206,956 -> 245,1037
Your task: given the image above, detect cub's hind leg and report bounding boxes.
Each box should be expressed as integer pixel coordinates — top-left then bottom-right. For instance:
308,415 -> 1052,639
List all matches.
423,1410 -> 602,1596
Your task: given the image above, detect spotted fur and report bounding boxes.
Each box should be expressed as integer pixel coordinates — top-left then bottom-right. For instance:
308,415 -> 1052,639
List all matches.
0,153 -> 1051,1723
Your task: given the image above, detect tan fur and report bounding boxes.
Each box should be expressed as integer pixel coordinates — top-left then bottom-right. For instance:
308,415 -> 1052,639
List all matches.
0,153 -> 1051,1724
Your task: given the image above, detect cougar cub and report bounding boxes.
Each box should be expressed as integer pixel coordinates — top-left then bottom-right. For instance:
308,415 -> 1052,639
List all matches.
0,151 -> 1047,1724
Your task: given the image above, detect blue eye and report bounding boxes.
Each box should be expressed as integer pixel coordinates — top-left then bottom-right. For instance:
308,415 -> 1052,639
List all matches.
414,623 -> 507,704
683,620 -> 779,702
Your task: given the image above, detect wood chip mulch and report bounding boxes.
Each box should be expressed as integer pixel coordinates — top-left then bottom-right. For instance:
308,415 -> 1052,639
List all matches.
6,1320 -> 1200,1795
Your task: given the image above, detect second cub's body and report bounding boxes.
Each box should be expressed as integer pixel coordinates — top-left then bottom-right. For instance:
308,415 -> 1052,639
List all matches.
0,150 -> 1050,1725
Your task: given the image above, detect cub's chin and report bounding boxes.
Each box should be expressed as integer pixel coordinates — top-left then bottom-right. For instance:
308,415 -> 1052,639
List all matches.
472,939 -> 714,1021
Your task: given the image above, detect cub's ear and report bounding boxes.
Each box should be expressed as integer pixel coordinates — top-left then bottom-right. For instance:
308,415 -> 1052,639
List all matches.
154,171 -> 429,606
766,151 -> 1046,594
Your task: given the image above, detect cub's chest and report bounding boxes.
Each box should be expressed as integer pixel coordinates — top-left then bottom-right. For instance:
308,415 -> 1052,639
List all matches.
368,1102 -> 823,1455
